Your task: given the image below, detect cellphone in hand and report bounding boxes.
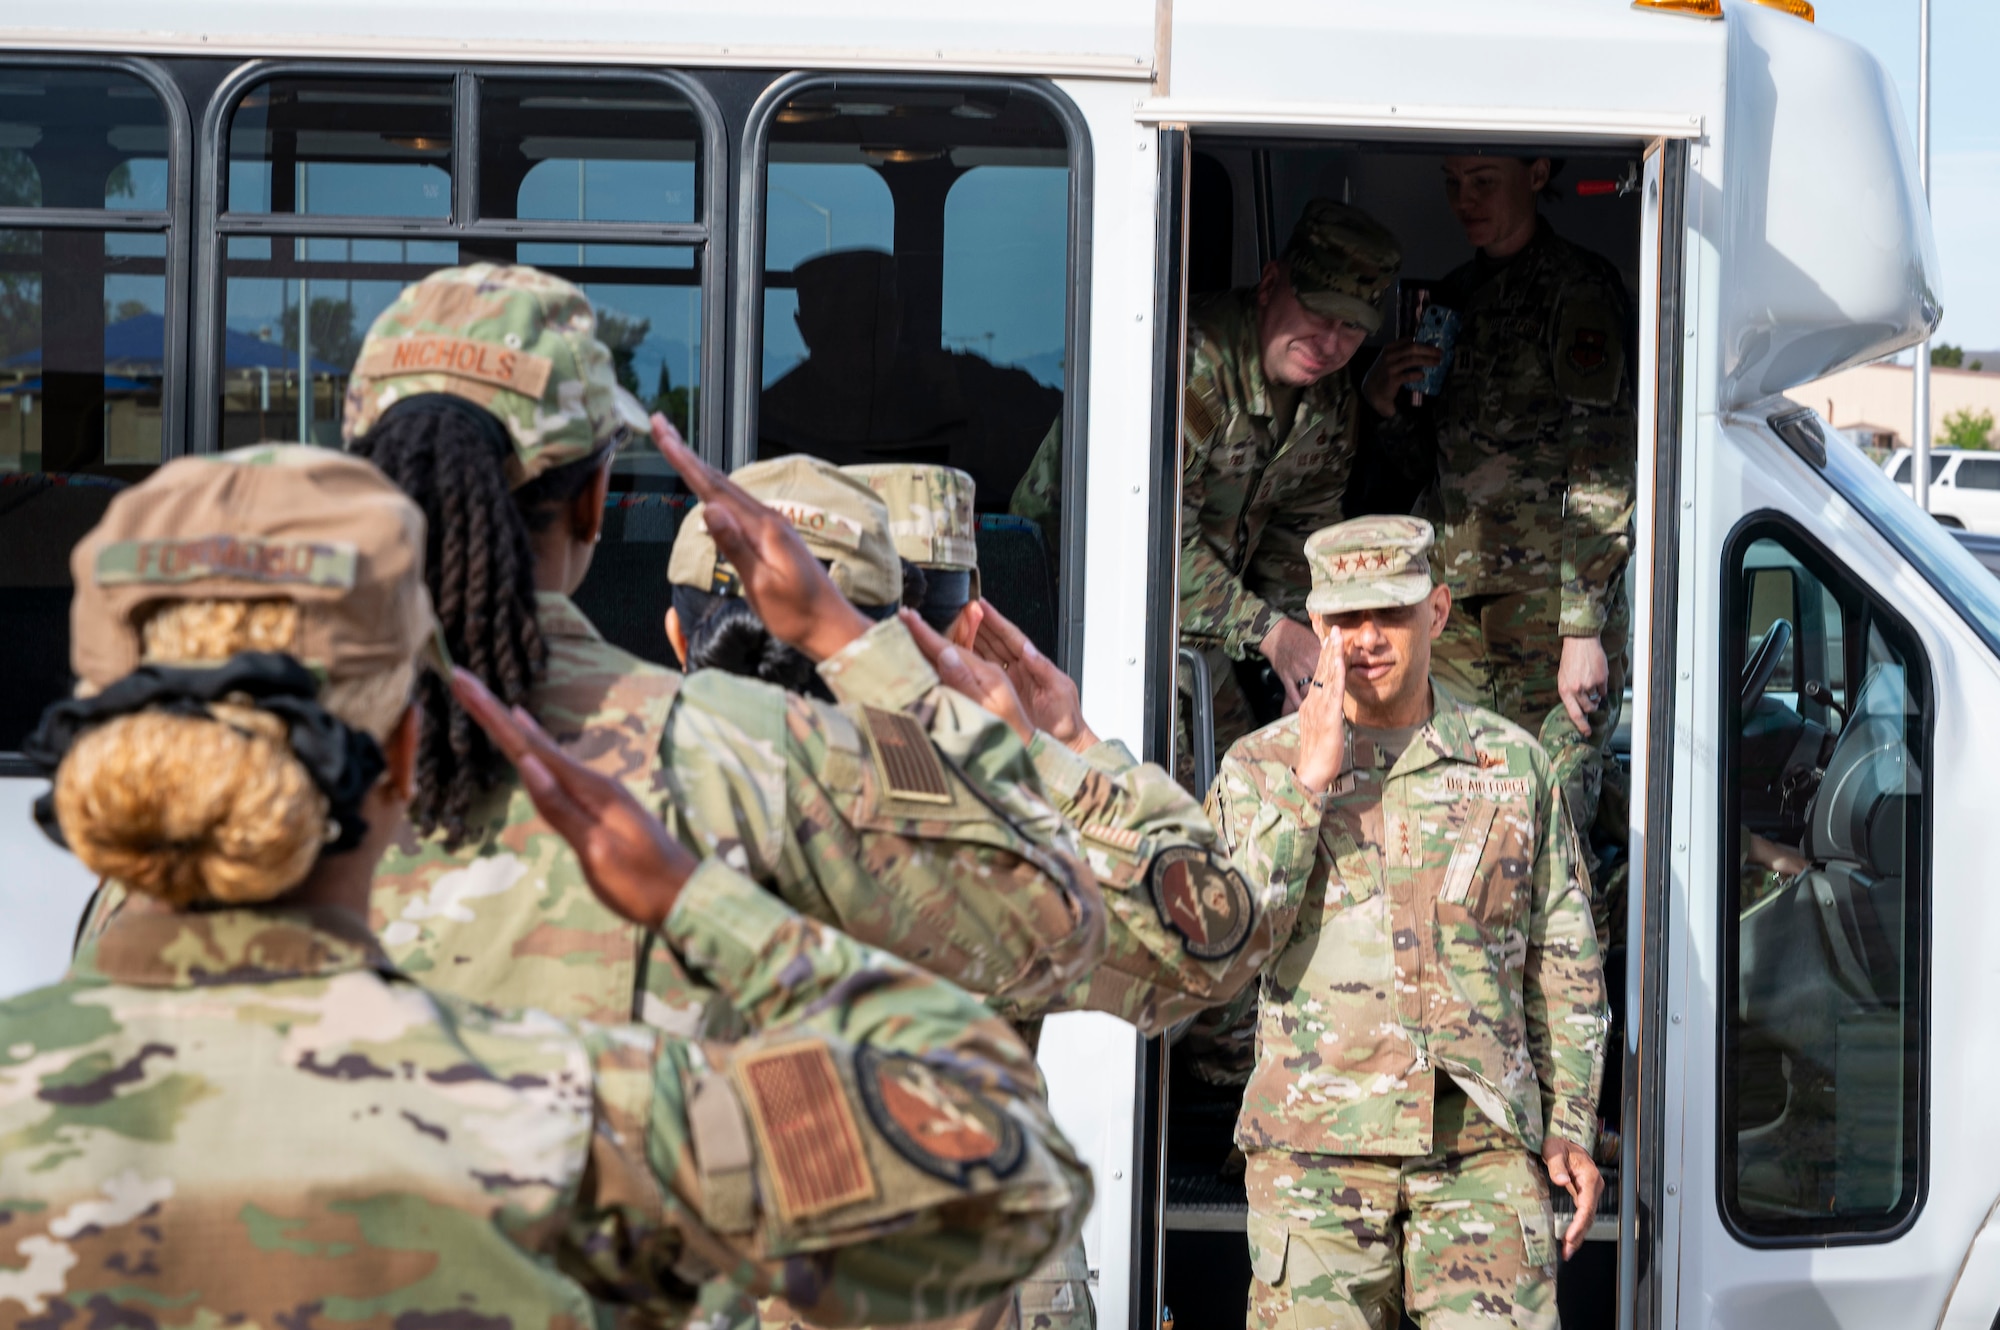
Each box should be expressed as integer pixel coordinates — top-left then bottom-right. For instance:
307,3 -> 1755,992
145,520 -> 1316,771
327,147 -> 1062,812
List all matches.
1411,304 -> 1460,398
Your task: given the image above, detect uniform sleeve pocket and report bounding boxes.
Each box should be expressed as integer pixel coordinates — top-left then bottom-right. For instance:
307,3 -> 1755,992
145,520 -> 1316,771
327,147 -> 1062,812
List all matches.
1516,1199 -> 1558,1273
1248,1211 -> 1290,1286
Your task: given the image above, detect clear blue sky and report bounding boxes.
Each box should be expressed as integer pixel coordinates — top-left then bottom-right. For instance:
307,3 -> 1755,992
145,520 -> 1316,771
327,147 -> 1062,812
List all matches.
1816,0 -> 2000,351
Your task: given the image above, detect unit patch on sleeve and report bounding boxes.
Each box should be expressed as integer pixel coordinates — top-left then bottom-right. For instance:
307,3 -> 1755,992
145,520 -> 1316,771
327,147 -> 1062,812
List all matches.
736,1042 -> 878,1222
862,706 -> 954,804
855,1047 -> 1025,1186
1147,845 -> 1255,961
1552,299 -> 1625,406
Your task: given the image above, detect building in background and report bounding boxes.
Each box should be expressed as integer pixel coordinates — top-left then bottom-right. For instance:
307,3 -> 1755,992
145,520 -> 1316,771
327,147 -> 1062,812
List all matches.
1811,360 -> 2000,455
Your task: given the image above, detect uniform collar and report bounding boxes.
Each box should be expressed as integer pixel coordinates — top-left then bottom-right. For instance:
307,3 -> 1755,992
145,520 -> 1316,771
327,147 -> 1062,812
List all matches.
1384,682 -> 1480,779
73,903 -> 394,988
535,590 -> 600,644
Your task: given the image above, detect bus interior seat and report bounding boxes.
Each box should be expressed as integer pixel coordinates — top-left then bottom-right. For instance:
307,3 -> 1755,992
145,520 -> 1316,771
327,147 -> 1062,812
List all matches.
0,476 -> 126,748
975,513 -> 1058,660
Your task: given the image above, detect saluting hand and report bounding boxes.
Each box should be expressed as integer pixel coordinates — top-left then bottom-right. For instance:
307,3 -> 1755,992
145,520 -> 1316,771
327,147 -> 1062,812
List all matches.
449,667 -> 696,929
650,415 -> 871,663
968,599 -> 1098,753
898,609 -> 1037,745
1292,626 -> 1348,795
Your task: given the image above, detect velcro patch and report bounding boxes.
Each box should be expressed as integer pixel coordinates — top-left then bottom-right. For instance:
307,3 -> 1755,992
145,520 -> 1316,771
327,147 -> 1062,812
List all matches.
737,1043 -> 878,1222
856,1046 -> 1024,1186
96,536 -> 357,590
1184,386 -> 1219,444
1437,773 -> 1531,800
1438,803 -> 1498,905
862,707 -> 953,804
358,335 -> 554,399
1147,845 -> 1255,961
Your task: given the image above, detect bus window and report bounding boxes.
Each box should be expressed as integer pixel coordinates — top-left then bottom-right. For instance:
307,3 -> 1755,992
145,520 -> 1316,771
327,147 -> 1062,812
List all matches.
227,75 -> 452,219
1724,522 -> 1928,1240
752,83 -> 1072,655
0,63 -> 180,754
482,79 -> 698,226
212,71 -> 712,469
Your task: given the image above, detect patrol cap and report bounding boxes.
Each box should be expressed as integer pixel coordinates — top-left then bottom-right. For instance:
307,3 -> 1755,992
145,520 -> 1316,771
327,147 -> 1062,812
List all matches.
843,462 -> 981,595
669,454 -> 903,608
341,263 -> 649,489
1282,200 -> 1402,334
1303,515 -> 1437,615
69,445 -> 440,689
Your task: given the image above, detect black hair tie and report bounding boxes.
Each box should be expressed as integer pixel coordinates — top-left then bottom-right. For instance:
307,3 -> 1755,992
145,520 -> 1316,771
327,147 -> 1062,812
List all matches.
22,652 -> 387,856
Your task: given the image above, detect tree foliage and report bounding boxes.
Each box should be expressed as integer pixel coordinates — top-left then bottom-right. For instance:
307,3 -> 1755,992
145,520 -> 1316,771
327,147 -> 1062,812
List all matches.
1942,407 -> 1996,451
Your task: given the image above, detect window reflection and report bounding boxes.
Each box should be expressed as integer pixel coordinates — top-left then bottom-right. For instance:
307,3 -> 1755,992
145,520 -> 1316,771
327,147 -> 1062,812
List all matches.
226,76 -> 452,219
0,66 -> 170,212
755,89 -> 1067,509
220,237 -> 458,448
480,79 -> 698,225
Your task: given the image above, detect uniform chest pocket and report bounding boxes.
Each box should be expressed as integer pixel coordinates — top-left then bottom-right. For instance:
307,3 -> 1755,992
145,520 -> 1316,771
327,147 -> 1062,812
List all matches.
1434,797 -> 1535,928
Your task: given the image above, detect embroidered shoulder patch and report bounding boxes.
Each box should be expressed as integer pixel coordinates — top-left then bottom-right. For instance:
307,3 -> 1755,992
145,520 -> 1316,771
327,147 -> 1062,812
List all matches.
736,1042 -> 878,1221
1147,845 -> 1255,961
856,1047 -> 1024,1186
1552,299 -> 1624,407
862,707 -> 953,804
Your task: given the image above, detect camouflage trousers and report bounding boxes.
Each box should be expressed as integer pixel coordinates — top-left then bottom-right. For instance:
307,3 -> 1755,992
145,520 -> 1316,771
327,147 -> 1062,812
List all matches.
1244,1093 -> 1559,1330
1175,640 -> 1260,795
1429,586 -> 1630,854
759,1240 -> 1092,1330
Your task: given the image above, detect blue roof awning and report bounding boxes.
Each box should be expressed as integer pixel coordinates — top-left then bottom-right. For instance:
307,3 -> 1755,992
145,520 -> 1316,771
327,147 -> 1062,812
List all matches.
0,313 -> 344,376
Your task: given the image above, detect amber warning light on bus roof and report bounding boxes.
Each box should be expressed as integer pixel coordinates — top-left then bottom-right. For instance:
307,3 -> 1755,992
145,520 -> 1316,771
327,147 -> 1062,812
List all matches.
1633,0 -> 1814,20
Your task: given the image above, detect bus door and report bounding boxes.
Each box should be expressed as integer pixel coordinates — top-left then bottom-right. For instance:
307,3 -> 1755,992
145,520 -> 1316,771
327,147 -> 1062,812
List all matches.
1144,119 -> 1669,1330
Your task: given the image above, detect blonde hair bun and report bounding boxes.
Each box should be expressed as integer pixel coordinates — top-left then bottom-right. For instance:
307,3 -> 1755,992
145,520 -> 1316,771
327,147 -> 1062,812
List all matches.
53,706 -> 329,906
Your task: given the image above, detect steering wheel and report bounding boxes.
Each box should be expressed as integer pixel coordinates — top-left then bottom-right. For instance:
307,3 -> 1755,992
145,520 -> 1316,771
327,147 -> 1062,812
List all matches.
1741,619 -> 1793,713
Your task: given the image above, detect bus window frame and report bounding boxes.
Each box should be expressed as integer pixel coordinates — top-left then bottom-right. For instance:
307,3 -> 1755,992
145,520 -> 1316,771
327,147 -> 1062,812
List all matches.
0,53 -> 193,777
732,70 -> 1093,669
0,54 -> 195,461
1714,508 -> 1933,1248
191,59 -> 728,457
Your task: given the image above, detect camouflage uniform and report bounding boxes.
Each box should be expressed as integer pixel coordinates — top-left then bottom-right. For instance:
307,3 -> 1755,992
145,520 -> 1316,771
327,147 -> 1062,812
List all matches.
2,864 -> 1091,1326
8,443 -> 1090,1325
1381,220 -> 1636,843
1208,517 -> 1609,1329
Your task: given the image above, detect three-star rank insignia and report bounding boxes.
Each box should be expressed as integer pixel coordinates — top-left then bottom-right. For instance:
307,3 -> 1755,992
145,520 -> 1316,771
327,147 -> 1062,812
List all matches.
856,1047 -> 1025,1186
1147,845 -> 1255,960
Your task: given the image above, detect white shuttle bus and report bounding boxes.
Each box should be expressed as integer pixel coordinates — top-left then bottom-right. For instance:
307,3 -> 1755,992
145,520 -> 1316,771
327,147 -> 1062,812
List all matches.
2,1 -> 1992,1325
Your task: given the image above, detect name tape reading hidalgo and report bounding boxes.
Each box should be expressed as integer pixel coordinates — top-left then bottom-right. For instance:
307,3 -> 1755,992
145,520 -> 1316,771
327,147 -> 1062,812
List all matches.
358,336 -> 555,399
97,537 -> 359,589
768,500 -> 865,551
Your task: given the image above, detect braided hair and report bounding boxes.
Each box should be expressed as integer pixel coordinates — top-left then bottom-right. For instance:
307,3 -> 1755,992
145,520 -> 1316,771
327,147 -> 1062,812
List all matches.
350,396 -> 605,847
